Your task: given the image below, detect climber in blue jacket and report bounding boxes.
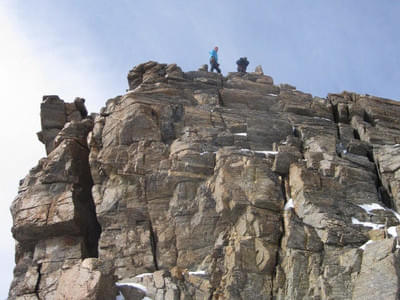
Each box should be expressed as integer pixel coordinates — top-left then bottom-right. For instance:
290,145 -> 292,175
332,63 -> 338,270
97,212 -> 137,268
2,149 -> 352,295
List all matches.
209,46 -> 221,73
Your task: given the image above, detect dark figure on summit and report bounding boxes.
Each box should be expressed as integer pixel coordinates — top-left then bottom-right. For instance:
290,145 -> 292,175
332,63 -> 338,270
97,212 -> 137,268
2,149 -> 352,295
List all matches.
236,57 -> 249,73
209,46 -> 221,73
74,97 -> 88,118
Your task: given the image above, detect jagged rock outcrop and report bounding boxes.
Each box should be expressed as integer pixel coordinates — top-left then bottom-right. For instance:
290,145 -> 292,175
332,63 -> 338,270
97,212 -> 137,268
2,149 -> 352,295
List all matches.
37,96 -> 89,154
9,61 -> 400,299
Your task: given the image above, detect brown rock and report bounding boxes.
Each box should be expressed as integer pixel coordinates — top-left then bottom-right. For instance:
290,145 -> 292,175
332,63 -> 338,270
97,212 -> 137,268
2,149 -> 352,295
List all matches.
55,258 -> 116,300
10,61 -> 400,300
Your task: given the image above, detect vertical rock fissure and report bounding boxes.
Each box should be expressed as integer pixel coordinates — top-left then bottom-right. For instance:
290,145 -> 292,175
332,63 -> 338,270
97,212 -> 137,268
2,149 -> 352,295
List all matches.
271,176 -> 289,299
217,90 -> 225,107
149,220 -> 159,270
329,100 -> 345,150
34,263 -> 42,300
74,145 -> 102,258
143,160 -> 159,270
280,176 -> 289,203
331,102 -> 340,124
373,158 -> 394,209
216,88 -> 228,131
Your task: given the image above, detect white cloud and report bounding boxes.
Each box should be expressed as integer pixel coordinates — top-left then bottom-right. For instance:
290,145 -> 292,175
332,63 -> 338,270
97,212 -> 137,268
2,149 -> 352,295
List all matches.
0,6 -> 44,297
0,4 -> 112,298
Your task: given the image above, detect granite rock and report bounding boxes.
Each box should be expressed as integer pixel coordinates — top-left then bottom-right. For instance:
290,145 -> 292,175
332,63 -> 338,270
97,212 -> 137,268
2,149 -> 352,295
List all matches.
9,62 -> 400,300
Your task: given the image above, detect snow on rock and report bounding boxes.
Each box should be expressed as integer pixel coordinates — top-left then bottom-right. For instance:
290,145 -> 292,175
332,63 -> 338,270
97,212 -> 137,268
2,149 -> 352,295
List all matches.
358,203 -> 386,214
135,273 -> 153,278
254,150 -> 278,156
388,226 -> 398,238
351,217 -> 385,230
116,293 -> 125,300
359,240 -> 374,250
116,282 -> 148,293
284,198 -> 294,210
358,203 -> 400,223
239,149 -> 278,156
234,132 -> 247,136
188,270 -> 207,276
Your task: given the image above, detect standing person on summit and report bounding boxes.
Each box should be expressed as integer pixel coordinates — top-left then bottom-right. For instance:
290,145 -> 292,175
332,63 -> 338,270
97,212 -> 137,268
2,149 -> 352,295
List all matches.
236,57 -> 249,73
209,46 -> 221,73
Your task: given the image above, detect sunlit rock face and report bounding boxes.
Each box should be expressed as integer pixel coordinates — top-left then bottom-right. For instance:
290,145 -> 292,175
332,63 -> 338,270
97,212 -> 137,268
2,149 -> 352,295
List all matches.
8,61 -> 400,300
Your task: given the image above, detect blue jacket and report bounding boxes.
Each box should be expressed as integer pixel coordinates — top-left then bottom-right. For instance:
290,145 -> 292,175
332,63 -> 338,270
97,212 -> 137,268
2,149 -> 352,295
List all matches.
209,49 -> 218,63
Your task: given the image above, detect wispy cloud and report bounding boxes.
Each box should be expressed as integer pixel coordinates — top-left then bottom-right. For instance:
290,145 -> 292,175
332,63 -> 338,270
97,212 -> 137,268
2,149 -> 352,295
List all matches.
0,3 -> 118,297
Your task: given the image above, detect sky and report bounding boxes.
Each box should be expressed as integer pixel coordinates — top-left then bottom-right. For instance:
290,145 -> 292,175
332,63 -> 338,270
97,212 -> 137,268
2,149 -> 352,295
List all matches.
1,0 -> 400,298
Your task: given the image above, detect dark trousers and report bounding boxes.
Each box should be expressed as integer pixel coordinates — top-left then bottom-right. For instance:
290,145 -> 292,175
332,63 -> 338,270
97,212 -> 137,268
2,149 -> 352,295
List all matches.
210,59 -> 221,73
237,65 -> 247,73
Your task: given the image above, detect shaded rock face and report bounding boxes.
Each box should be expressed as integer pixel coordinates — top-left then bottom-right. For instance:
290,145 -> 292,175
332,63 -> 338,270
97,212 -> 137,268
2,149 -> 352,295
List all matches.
9,62 -> 400,300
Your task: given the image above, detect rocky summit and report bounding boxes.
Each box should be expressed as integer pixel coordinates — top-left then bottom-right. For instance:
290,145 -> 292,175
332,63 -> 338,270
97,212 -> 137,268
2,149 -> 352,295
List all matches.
8,61 -> 400,300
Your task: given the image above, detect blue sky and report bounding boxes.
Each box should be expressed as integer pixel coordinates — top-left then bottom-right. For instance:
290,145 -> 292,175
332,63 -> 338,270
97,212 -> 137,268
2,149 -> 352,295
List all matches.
1,1 -> 400,297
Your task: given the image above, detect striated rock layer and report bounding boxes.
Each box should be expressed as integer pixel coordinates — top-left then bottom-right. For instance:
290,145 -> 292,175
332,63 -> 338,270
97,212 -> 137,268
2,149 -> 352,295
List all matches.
9,61 -> 400,300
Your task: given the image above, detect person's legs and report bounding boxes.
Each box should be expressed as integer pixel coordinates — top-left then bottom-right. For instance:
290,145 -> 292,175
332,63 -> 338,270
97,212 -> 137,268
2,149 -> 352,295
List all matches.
210,60 -> 220,73
210,63 -> 215,72
210,57 -> 216,72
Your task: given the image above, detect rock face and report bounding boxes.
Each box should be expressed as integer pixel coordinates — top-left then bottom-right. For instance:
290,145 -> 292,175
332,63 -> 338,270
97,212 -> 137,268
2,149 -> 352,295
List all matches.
9,61 -> 400,299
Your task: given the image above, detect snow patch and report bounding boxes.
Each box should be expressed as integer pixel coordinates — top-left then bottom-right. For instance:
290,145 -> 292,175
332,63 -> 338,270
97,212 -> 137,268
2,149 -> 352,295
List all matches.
358,203 -> 386,214
200,151 -> 217,156
255,150 -> 278,156
351,217 -> 384,230
189,270 -> 207,276
143,297 -> 152,300
284,198 -> 294,210
239,149 -> 278,156
135,273 -> 153,278
234,132 -> 247,136
267,94 -> 278,97
358,202 -> 400,224
359,240 -> 374,250
388,226 -> 398,238
116,282 -> 148,293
